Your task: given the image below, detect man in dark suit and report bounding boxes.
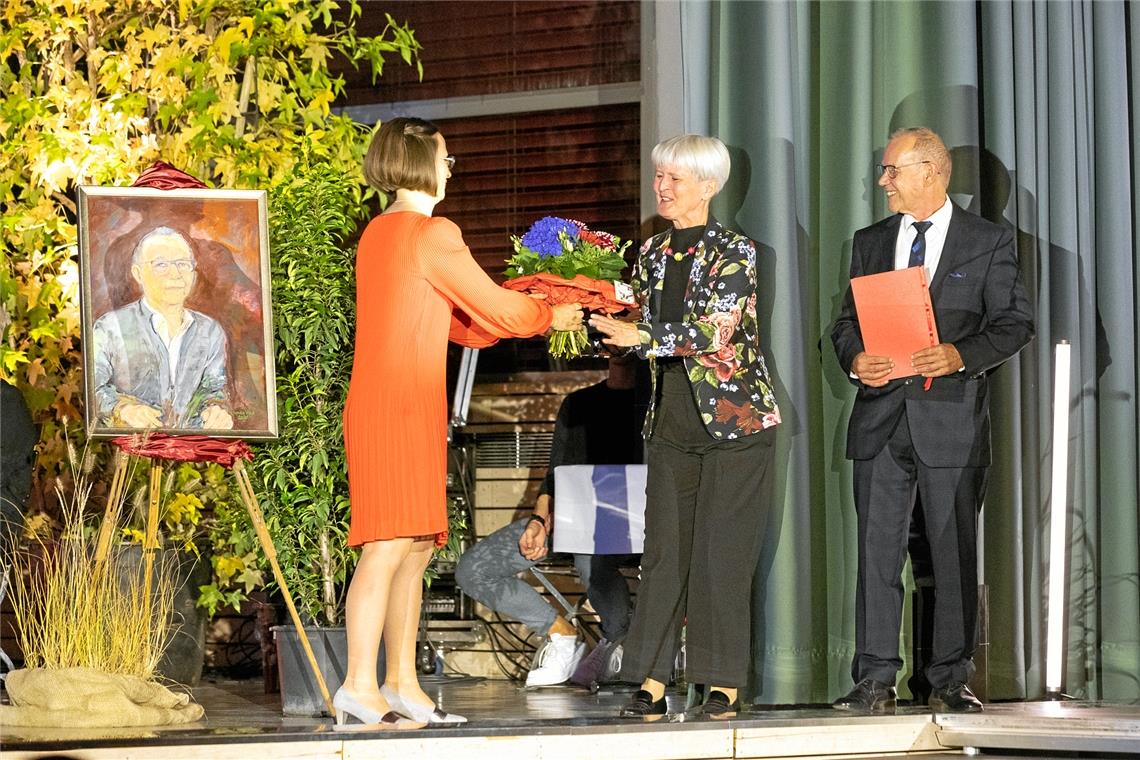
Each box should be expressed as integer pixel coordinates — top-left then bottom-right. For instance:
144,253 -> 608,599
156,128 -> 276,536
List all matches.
831,127 -> 1034,714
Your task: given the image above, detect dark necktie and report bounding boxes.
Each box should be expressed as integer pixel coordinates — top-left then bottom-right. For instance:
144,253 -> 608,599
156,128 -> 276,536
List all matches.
909,220 -> 933,268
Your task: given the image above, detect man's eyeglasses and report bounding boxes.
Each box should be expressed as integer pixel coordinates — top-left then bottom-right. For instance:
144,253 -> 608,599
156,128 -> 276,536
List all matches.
876,160 -> 931,179
149,259 -> 196,275
443,155 -> 456,171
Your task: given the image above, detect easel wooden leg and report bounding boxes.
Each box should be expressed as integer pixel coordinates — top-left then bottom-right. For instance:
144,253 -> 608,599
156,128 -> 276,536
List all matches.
93,451 -> 130,573
142,461 -> 163,610
232,459 -> 335,718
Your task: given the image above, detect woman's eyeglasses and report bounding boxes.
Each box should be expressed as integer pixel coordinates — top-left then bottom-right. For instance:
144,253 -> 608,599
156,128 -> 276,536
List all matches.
443,155 -> 456,171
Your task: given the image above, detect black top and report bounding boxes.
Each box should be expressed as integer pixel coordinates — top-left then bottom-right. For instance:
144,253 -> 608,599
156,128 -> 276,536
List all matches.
539,379 -> 648,497
658,223 -> 705,324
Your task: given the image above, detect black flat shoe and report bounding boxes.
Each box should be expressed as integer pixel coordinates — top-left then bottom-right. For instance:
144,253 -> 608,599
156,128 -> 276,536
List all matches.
618,689 -> 667,717
929,682 -> 983,713
832,678 -> 897,714
699,690 -> 740,715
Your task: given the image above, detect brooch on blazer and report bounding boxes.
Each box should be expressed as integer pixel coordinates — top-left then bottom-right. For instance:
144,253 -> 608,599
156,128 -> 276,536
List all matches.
948,271 -> 967,279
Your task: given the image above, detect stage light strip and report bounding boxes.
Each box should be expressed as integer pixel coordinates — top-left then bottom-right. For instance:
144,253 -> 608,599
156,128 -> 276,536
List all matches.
1045,340 -> 1071,695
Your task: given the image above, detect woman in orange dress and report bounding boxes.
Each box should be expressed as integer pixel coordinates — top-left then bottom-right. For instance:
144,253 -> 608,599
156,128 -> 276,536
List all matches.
335,117 -> 583,727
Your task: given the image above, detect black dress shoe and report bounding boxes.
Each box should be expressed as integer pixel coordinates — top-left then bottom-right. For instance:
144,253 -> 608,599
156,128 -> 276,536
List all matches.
619,689 -> 667,717
832,678 -> 897,714
699,690 -> 740,715
929,682 -> 983,713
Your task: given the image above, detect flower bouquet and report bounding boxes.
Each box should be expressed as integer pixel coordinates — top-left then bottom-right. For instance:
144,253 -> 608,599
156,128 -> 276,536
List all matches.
504,216 -> 634,357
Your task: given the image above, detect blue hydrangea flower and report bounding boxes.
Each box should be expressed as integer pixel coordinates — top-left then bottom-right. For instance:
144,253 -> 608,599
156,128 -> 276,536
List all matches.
521,216 -> 580,257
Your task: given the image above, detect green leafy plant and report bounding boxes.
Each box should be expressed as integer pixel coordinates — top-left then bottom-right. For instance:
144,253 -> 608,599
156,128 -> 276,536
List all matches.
2,0 -> 424,638
193,464 -> 266,616
251,159 -> 364,626
112,460 -> 261,617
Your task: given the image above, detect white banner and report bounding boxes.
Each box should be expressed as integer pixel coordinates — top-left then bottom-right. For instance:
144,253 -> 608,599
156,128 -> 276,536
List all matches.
552,464 -> 647,555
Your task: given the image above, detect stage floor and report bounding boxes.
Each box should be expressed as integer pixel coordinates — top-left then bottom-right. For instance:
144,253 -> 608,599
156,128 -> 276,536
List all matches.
3,676 -> 1139,760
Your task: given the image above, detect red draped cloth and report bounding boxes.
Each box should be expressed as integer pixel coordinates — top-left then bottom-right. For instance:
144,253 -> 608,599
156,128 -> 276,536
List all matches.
109,434 -> 252,469
132,161 -> 207,190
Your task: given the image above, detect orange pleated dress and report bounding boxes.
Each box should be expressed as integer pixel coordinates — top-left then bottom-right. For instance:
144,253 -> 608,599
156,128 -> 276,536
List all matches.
344,212 -> 553,548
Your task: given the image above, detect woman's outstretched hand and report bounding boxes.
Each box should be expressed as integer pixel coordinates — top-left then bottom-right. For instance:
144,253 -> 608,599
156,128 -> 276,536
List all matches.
589,314 -> 640,347
551,302 -> 584,332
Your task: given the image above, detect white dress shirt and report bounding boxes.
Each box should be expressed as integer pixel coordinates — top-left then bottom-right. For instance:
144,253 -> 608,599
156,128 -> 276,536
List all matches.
142,298 -> 194,381
894,195 -> 953,280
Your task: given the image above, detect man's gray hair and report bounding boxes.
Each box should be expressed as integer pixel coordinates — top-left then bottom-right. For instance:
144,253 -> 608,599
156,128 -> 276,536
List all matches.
652,134 -> 731,193
890,127 -> 952,185
131,226 -> 195,267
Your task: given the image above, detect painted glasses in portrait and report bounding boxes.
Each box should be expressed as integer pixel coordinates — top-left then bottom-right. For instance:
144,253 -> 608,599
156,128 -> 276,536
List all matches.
78,186 -> 277,438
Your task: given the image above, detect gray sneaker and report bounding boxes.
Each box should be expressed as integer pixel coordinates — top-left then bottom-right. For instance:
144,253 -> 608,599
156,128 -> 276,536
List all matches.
570,637 -> 621,687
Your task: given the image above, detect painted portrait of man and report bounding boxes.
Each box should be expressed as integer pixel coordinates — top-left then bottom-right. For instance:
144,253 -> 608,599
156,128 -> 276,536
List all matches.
92,227 -> 233,429
79,186 -> 276,439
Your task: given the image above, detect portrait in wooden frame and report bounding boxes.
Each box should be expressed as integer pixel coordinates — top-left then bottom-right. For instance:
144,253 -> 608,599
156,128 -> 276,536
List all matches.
78,186 -> 277,439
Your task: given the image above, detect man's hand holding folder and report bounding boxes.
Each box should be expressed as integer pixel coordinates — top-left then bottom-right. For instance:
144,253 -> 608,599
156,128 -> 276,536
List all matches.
850,266 -> 962,391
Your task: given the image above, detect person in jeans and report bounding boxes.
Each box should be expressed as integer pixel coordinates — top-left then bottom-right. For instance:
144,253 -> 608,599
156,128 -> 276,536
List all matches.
456,354 -> 646,687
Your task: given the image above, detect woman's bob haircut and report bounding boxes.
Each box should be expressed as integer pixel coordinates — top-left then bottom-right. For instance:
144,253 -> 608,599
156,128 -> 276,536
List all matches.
363,116 -> 442,196
651,134 -> 731,194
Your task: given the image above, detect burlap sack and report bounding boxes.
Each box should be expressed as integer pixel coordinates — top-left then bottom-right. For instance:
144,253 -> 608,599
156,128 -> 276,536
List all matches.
0,667 -> 205,726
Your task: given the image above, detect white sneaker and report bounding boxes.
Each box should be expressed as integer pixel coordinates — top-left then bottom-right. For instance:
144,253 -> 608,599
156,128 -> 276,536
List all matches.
525,633 -> 586,687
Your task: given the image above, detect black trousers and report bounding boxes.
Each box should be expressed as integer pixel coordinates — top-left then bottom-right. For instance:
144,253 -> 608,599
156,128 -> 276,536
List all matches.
852,409 -> 987,688
620,366 -> 776,688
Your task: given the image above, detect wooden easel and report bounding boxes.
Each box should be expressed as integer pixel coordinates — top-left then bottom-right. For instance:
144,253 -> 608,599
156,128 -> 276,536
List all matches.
86,164 -> 335,717
92,446 -> 336,717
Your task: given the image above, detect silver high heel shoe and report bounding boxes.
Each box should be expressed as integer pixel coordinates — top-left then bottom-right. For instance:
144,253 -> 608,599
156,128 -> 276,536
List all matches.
380,684 -> 467,724
332,687 -> 419,728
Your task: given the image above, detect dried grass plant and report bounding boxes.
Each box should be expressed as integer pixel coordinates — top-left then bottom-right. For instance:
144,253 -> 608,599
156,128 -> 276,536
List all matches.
10,438 -> 176,679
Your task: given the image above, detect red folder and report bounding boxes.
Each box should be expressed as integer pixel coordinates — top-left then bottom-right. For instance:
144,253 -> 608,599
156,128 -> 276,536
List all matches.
850,266 -> 939,382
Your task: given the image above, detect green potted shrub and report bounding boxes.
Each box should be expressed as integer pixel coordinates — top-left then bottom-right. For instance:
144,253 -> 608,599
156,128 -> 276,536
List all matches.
252,159 -> 362,715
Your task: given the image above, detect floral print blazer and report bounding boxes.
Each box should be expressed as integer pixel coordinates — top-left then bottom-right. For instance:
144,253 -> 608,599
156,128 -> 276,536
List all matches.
631,216 -> 781,440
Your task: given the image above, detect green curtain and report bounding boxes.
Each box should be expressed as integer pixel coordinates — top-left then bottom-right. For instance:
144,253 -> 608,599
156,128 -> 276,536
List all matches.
675,0 -> 1139,703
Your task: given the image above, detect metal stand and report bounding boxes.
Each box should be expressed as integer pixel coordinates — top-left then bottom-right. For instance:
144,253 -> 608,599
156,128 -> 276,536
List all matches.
529,565 -> 585,628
